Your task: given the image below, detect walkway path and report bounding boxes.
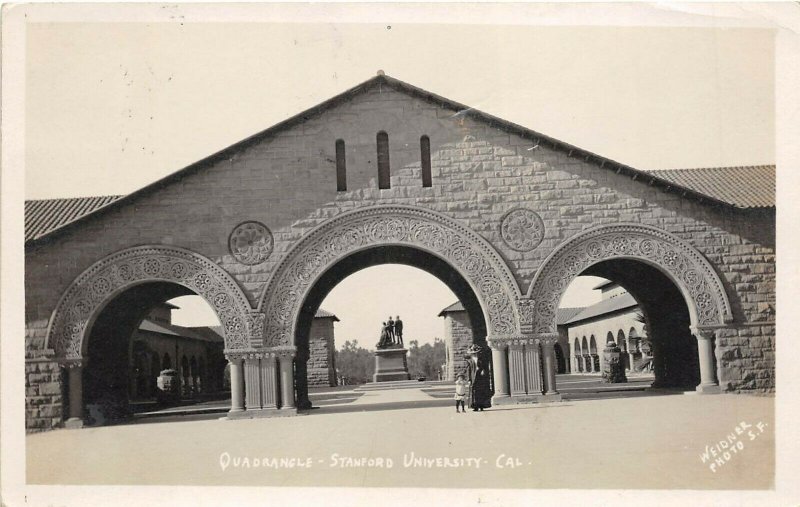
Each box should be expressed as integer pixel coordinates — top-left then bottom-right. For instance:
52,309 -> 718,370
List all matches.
27,393 -> 774,491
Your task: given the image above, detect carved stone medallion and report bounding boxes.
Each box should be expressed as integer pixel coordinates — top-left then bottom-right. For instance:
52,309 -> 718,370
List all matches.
229,221 -> 273,265
500,208 -> 545,251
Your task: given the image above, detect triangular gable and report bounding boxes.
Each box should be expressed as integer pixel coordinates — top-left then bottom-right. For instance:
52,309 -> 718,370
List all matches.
26,73 -> 769,246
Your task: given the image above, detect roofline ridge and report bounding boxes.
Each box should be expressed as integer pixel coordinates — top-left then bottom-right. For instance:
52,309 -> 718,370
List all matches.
651,164 -> 776,172
25,194 -> 125,204
25,72 -> 756,245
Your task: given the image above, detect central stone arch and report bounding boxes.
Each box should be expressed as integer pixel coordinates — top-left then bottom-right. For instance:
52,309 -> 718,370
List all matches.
258,205 -> 523,347
46,245 -> 254,360
526,223 -> 733,335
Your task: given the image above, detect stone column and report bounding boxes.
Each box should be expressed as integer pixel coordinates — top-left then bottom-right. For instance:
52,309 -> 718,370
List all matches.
508,343 -> 526,396
278,352 -> 296,410
489,340 -> 510,402
260,354 -> 279,409
228,356 -> 245,414
244,355 -> 262,410
65,361 -> 84,429
523,341 -> 542,395
542,339 -> 559,395
692,327 -> 721,394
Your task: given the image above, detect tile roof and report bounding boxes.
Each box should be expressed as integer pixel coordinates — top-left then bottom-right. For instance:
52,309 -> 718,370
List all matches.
315,308 -> 340,321
25,195 -> 122,242
648,165 -> 775,209
438,301 -> 465,316
23,74 -> 775,246
592,279 -> 615,290
138,319 -> 224,343
565,293 -> 639,325
556,307 -> 585,325
23,77 -> 775,245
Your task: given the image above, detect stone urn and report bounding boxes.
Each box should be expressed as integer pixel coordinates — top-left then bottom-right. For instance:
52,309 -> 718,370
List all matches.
156,369 -> 181,403
602,341 -> 627,384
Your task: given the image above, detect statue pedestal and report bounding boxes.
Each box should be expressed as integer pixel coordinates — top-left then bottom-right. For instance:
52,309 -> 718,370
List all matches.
373,347 -> 411,382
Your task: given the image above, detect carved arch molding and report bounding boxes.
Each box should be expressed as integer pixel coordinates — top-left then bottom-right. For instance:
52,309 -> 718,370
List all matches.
258,205 -> 523,347
47,246 -> 254,359
526,223 -> 733,334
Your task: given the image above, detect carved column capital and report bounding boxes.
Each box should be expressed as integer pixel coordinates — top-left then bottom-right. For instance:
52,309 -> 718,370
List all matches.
487,334 -> 512,349
58,357 -> 86,369
534,333 -> 560,346
274,346 -> 298,360
690,326 -> 718,341
224,351 -> 246,361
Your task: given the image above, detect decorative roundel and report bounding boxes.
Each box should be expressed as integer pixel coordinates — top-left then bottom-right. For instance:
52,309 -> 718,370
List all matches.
500,208 -> 545,251
229,221 -> 274,265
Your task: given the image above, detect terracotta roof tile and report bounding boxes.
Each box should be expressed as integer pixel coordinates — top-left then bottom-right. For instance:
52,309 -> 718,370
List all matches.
438,301 -> 465,316
648,165 -> 774,208
565,293 -> 639,325
25,195 -> 122,242
556,307 -> 585,325
315,308 -> 340,321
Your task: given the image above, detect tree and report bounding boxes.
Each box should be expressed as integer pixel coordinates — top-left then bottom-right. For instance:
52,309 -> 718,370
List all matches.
334,340 -> 374,385
407,338 -> 446,379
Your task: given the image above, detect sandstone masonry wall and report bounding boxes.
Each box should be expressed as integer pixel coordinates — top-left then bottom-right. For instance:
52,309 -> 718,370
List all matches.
25,81 -> 775,429
307,318 -> 336,387
444,311 -> 474,381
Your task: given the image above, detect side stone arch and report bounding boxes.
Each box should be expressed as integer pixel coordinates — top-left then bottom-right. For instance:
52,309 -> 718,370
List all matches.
526,223 -> 733,334
46,245 -> 254,360
258,205 -> 523,347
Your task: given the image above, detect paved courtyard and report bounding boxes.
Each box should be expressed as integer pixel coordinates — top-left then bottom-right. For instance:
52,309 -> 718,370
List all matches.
27,389 -> 773,490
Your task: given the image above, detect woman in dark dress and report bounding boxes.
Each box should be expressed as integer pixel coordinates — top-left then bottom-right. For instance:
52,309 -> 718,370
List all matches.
466,343 -> 493,411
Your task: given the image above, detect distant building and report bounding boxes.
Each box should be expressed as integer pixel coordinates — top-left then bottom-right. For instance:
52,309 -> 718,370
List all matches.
562,281 -> 649,374
440,302 -> 583,380
127,302 -> 227,400
440,282 -> 649,381
127,304 -> 339,402
307,309 -> 340,387
438,302 -> 471,381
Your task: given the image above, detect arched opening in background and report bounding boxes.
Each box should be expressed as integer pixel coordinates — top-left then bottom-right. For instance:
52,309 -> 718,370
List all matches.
556,259 -> 701,398
81,282 -> 227,425
294,245 -> 490,409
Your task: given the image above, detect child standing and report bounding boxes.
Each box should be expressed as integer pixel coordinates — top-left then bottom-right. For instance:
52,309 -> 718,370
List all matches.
454,374 -> 468,413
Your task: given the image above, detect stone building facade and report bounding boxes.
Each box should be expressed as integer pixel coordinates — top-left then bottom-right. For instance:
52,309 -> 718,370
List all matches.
564,281 -> 649,375
306,309 -> 339,387
128,302 -> 226,401
439,302 -> 473,381
24,73 -> 775,430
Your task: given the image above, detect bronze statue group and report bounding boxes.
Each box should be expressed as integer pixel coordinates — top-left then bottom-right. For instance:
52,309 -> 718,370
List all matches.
376,316 -> 404,349
375,316 -> 492,412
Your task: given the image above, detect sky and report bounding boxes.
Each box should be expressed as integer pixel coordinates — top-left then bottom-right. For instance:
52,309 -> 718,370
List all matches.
23,11 -> 775,349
